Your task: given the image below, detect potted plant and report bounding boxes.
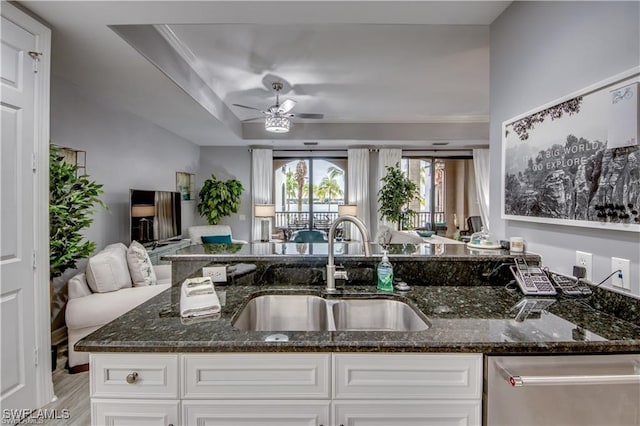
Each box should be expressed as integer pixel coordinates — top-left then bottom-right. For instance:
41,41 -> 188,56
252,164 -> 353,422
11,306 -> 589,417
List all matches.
197,174 -> 244,224
49,145 -> 106,365
378,162 -> 421,230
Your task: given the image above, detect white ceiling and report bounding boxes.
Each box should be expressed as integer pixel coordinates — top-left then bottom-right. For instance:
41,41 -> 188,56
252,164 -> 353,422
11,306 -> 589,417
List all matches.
22,1 -> 511,148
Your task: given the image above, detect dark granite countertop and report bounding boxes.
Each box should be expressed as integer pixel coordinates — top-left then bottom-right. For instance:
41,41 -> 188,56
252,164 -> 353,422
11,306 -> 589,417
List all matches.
164,241 -> 522,261
77,283 -> 640,355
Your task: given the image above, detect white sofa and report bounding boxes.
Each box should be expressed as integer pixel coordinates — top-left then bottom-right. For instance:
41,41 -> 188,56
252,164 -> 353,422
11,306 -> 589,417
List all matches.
375,226 -> 425,245
188,225 -> 247,244
65,243 -> 171,371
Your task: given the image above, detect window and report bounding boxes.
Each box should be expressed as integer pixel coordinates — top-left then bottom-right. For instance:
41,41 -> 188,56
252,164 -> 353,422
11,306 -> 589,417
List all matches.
273,157 -> 347,240
401,157 -> 477,235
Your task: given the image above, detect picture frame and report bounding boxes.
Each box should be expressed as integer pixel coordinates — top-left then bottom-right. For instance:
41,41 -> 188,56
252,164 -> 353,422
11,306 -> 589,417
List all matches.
501,68 -> 640,232
176,171 -> 195,201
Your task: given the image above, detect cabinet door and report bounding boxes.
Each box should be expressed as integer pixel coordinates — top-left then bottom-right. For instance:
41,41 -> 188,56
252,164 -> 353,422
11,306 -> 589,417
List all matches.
182,400 -> 330,426
92,399 -> 179,426
91,353 -> 179,399
182,353 -> 331,399
333,353 -> 482,399
333,400 -> 481,426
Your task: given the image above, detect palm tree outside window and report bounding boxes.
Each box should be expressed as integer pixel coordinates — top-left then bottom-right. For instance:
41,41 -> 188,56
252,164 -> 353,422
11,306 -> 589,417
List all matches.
274,157 -> 347,239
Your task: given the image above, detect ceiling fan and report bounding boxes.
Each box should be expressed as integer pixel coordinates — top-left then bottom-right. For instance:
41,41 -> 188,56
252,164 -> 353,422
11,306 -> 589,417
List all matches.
232,82 -> 324,133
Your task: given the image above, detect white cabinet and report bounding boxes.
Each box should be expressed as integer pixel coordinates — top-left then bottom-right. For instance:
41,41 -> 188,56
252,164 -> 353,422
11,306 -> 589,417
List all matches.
91,353 -> 179,399
333,353 -> 482,400
90,354 -> 179,426
333,400 -> 481,426
182,400 -> 330,426
332,354 -> 482,426
91,399 -> 179,426
90,352 -> 482,426
182,353 -> 330,399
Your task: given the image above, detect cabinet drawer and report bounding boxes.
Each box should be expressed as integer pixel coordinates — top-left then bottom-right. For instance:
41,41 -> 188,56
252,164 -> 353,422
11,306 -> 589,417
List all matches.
91,353 -> 179,399
182,353 -> 331,399
333,353 -> 482,399
333,400 -> 481,426
182,400 -> 330,426
92,399 -> 179,426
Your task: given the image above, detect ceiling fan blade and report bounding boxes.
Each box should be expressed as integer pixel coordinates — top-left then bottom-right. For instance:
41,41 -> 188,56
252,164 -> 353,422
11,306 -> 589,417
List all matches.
277,99 -> 297,114
232,103 -> 262,112
242,117 -> 264,122
295,113 -> 324,119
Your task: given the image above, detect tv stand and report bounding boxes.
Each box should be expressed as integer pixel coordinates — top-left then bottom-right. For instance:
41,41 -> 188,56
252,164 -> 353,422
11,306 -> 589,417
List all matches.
146,240 -> 190,265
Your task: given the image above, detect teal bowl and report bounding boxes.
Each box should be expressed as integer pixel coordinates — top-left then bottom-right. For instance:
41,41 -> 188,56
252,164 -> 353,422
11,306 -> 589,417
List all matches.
416,230 -> 435,238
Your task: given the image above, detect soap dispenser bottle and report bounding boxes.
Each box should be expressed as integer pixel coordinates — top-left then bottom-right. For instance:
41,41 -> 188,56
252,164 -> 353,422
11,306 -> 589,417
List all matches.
377,250 -> 394,292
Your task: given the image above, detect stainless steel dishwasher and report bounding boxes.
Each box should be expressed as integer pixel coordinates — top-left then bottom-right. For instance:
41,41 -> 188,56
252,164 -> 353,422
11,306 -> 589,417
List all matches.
486,354 -> 640,426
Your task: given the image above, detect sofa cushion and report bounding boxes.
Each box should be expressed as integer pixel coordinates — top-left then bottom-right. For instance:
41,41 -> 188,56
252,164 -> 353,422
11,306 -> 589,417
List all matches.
86,243 -> 132,293
202,234 -> 232,244
65,284 -> 170,330
68,273 -> 92,299
127,241 -> 157,286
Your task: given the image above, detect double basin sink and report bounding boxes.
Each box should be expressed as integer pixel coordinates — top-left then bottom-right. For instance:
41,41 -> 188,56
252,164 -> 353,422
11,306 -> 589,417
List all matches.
232,293 -> 430,332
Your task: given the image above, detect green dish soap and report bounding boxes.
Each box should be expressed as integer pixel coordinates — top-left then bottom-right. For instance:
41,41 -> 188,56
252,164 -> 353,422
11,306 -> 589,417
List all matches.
377,250 -> 394,292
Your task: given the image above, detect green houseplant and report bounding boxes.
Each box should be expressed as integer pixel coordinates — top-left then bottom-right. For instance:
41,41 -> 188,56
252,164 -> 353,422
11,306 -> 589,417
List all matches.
197,174 -> 244,225
49,146 -> 107,279
378,162 -> 421,230
49,146 -> 106,358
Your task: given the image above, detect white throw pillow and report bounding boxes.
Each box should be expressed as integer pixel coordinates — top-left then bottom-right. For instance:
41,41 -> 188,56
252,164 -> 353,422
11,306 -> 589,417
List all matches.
127,241 -> 157,287
86,243 -> 132,293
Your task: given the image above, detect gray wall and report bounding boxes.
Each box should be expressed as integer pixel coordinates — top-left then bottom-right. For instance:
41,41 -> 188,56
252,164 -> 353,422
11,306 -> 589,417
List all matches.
198,147 -> 253,241
51,77 -> 200,251
490,1 -> 640,295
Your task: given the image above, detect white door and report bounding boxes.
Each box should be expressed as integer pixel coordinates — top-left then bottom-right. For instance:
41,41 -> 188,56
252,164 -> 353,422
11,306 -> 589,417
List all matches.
1,3 -> 51,420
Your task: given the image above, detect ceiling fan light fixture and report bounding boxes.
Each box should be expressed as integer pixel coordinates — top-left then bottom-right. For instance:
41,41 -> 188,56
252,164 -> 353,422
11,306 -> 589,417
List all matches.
265,115 -> 291,133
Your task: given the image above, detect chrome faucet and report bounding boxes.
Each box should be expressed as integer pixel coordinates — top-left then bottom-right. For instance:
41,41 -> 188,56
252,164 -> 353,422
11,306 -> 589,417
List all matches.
326,215 -> 371,292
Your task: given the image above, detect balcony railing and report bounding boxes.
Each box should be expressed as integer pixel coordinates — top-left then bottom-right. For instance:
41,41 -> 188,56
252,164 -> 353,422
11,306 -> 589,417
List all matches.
404,211 -> 446,230
273,210 -> 446,240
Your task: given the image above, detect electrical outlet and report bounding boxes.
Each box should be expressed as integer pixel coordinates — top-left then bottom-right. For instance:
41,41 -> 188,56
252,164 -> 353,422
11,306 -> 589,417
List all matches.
575,251 -> 593,281
202,266 -> 226,283
611,257 -> 630,290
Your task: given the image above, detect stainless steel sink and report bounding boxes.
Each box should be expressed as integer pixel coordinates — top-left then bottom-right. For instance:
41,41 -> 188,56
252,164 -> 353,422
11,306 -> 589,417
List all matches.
232,294 -> 430,332
232,295 -> 328,331
331,299 -> 430,331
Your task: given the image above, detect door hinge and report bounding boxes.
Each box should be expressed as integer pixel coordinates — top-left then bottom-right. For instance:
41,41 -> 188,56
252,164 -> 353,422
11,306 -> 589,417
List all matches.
28,51 -> 42,73
32,152 -> 37,172
34,348 -> 38,367
32,251 -> 37,269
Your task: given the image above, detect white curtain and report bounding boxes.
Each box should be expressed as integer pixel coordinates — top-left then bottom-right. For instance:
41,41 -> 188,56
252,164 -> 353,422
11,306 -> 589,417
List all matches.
377,148 -> 402,230
473,148 -> 490,232
347,149 -> 370,241
251,148 -> 273,241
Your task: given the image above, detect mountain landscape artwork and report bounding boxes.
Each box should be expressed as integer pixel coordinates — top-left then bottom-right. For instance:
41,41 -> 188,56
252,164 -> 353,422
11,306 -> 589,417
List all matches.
502,73 -> 640,231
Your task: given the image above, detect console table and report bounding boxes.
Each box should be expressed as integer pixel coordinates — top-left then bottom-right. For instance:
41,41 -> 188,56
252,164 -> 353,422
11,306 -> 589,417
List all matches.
146,240 -> 191,265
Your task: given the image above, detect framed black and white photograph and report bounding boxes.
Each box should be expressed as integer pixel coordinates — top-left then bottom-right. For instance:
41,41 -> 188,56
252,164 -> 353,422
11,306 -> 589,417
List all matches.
501,68 -> 640,232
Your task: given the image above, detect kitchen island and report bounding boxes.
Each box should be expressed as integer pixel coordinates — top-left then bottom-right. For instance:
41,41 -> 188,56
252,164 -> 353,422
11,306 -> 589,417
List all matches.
78,243 -> 640,425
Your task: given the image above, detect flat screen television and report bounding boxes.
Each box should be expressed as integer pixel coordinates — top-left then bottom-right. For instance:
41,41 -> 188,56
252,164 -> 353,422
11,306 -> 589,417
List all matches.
129,189 -> 182,244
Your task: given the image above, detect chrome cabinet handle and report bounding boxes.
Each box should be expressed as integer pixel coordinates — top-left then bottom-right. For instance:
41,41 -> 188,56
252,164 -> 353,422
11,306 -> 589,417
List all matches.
126,372 -> 139,384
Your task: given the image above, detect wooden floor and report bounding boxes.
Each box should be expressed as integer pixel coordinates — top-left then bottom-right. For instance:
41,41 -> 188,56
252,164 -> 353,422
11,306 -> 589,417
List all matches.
21,346 -> 91,425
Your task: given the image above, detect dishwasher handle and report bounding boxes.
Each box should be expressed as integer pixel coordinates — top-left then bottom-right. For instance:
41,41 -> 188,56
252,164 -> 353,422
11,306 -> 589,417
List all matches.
496,362 -> 640,387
